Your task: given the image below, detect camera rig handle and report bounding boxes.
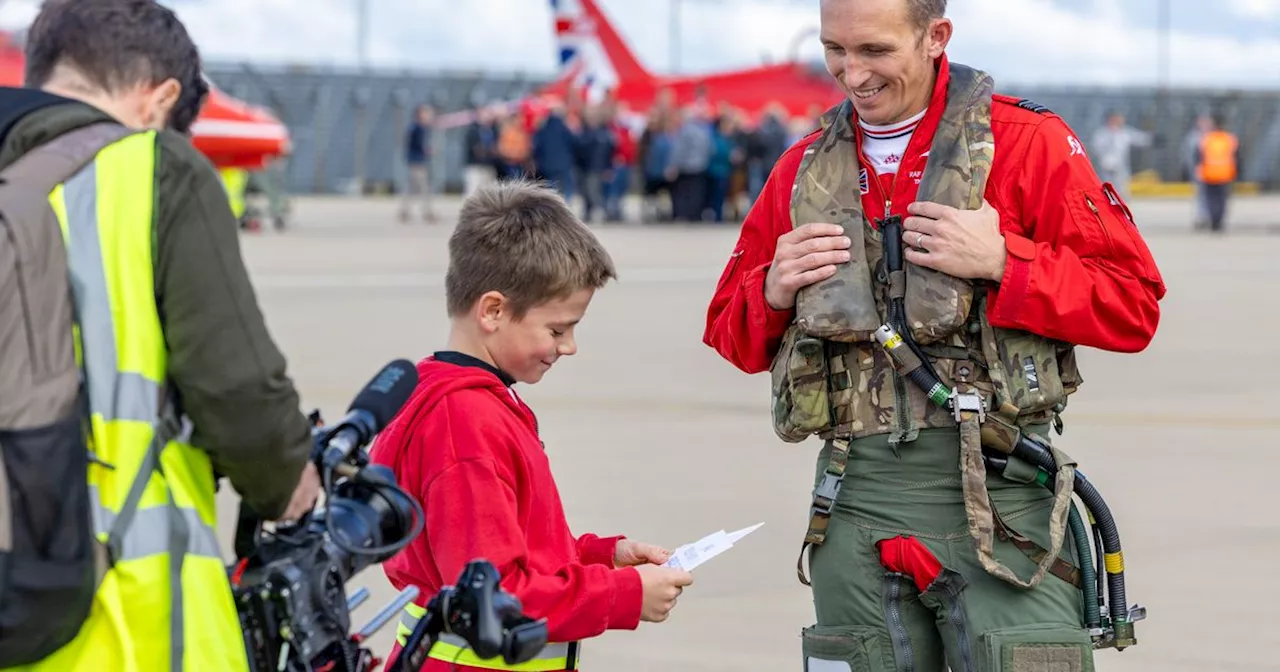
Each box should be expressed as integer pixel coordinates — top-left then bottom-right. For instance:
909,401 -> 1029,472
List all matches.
388,560 -> 549,672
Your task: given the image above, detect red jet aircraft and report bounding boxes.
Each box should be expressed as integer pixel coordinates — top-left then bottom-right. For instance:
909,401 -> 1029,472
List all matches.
544,0 -> 843,122
434,0 -> 844,130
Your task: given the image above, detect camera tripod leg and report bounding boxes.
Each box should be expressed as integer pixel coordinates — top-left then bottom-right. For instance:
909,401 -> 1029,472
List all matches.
347,587 -> 371,613
356,586 -> 420,642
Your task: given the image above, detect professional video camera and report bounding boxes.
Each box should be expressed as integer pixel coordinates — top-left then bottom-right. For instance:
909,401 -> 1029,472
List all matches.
228,359 -> 549,672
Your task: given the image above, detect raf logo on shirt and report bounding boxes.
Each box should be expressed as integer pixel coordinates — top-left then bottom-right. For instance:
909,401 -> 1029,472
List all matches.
859,168 -> 869,194
1068,135 -> 1086,157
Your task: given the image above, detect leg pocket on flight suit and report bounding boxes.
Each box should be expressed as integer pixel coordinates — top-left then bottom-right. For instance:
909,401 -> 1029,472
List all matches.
801,624 -> 896,672
980,624 -> 1095,672
990,494 -> 1082,593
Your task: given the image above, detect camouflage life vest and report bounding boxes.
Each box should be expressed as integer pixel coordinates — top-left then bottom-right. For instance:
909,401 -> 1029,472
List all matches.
771,62 -> 1082,449
773,63 -> 1086,592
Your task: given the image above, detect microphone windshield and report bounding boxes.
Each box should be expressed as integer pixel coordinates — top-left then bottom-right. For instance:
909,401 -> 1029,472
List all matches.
348,359 -> 419,429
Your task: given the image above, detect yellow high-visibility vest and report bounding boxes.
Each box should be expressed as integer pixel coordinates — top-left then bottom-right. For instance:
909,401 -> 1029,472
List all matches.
396,602 -> 580,671
5,129 -> 248,671
219,167 -> 248,220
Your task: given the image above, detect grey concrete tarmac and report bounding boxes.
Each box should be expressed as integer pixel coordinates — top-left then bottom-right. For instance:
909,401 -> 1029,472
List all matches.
217,192 -> 1280,671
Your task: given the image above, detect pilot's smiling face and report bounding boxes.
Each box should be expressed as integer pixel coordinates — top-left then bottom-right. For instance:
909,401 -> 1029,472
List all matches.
818,0 -> 951,127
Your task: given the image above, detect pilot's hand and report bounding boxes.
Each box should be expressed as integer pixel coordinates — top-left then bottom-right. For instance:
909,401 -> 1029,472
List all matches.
903,199 -> 1008,282
764,223 -> 852,310
274,462 -> 321,523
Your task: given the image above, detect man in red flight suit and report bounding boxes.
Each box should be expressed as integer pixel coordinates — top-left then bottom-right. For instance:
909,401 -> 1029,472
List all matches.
704,0 -> 1166,670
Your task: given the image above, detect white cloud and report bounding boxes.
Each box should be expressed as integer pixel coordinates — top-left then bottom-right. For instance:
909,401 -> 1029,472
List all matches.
1229,0 -> 1280,20
946,0 -> 1280,88
0,0 -> 1275,89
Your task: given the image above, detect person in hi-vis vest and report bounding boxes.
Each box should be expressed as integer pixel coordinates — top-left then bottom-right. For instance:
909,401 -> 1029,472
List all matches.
1195,115 -> 1239,233
0,0 -> 320,669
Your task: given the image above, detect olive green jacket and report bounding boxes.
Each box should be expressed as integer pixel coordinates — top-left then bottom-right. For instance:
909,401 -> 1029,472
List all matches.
0,94 -> 311,519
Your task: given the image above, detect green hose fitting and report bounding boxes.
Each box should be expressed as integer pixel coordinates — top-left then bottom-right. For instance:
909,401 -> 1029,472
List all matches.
1113,619 -> 1137,650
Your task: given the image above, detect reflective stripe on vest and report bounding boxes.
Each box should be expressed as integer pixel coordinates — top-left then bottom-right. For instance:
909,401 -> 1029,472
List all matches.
34,130 -> 250,672
396,603 -> 579,671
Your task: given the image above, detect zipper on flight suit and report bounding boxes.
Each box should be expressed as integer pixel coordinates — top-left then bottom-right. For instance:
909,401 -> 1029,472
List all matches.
1085,195 -> 1116,255
882,574 -> 916,672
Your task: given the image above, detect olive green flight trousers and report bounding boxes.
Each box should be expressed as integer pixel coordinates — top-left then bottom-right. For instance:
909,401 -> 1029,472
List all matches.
801,428 -> 1094,672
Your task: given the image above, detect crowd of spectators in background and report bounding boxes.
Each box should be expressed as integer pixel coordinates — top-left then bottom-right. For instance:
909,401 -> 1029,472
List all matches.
402,88 -> 1243,234
449,88 -> 825,224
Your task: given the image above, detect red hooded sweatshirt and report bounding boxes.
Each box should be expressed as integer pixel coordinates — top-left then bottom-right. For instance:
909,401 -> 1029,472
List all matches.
369,353 -> 643,671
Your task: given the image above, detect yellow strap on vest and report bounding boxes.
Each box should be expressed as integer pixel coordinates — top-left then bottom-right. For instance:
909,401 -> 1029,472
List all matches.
396,603 -> 579,671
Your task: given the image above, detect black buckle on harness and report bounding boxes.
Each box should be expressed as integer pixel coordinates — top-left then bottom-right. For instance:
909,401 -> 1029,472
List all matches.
811,471 -> 843,515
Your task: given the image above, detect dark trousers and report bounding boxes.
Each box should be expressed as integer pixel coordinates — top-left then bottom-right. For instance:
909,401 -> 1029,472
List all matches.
1203,183 -> 1230,231
581,170 -> 605,222
672,171 -> 707,221
706,175 -> 729,222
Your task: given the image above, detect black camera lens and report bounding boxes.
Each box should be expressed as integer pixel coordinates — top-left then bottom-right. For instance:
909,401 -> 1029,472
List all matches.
322,467 -> 421,578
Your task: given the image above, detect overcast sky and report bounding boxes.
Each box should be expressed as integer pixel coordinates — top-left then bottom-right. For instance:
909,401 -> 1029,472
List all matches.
0,0 -> 1276,89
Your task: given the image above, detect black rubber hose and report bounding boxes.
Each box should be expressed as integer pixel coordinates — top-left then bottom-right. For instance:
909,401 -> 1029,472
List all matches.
881,216 -> 942,382
1010,436 -> 1127,626
1068,504 -> 1101,629
1091,521 -> 1107,622
906,367 -> 939,395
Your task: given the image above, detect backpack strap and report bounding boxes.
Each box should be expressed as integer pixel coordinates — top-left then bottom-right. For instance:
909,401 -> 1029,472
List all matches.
0,121 -> 137,193
0,120 -> 141,576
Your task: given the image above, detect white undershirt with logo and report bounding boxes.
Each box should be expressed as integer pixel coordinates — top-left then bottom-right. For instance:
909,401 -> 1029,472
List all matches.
860,108 -> 927,179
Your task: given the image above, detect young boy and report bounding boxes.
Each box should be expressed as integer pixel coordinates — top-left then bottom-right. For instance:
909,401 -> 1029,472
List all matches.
370,180 -> 695,671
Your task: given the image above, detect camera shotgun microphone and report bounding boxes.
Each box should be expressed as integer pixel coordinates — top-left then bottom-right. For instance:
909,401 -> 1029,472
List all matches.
319,359 -> 419,476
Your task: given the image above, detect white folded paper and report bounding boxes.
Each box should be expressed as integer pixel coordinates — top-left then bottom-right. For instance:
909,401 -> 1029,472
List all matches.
662,522 -> 764,571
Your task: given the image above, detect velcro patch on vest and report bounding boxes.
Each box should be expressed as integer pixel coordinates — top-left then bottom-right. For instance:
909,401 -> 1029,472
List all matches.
1007,643 -> 1084,672
1021,356 -> 1040,391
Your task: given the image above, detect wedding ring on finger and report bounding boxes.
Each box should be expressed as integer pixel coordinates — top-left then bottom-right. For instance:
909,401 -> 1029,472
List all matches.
914,232 -> 926,249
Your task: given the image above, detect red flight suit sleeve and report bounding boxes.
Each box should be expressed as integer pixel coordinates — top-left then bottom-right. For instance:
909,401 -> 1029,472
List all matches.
988,115 -> 1167,353
702,142 -> 809,373
422,443 -> 642,643
575,533 -> 624,567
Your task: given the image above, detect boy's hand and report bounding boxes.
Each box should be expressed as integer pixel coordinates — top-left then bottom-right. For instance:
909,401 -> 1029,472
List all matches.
614,540 -> 671,567
635,565 -> 694,623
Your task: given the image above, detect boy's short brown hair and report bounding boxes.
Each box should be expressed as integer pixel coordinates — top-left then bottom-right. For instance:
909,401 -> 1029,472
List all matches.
446,179 -> 616,318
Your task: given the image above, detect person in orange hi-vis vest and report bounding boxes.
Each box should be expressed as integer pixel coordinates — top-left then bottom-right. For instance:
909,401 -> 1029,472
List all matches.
1196,116 -> 1239,233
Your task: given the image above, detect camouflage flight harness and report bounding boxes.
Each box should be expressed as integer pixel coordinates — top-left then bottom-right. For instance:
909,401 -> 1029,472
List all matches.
770,62 -> 1146,651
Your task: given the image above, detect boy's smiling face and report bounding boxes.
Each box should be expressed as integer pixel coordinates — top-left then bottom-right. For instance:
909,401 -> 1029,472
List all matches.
480,288 -> 595,385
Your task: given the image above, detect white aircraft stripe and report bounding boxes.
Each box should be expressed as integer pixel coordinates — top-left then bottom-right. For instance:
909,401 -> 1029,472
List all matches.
189,119 -> 289,140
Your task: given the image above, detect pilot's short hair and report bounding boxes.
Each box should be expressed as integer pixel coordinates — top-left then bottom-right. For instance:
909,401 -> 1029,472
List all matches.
446,179 -> 616,319
24,0 -> 209,133
908,0 -> 946,30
